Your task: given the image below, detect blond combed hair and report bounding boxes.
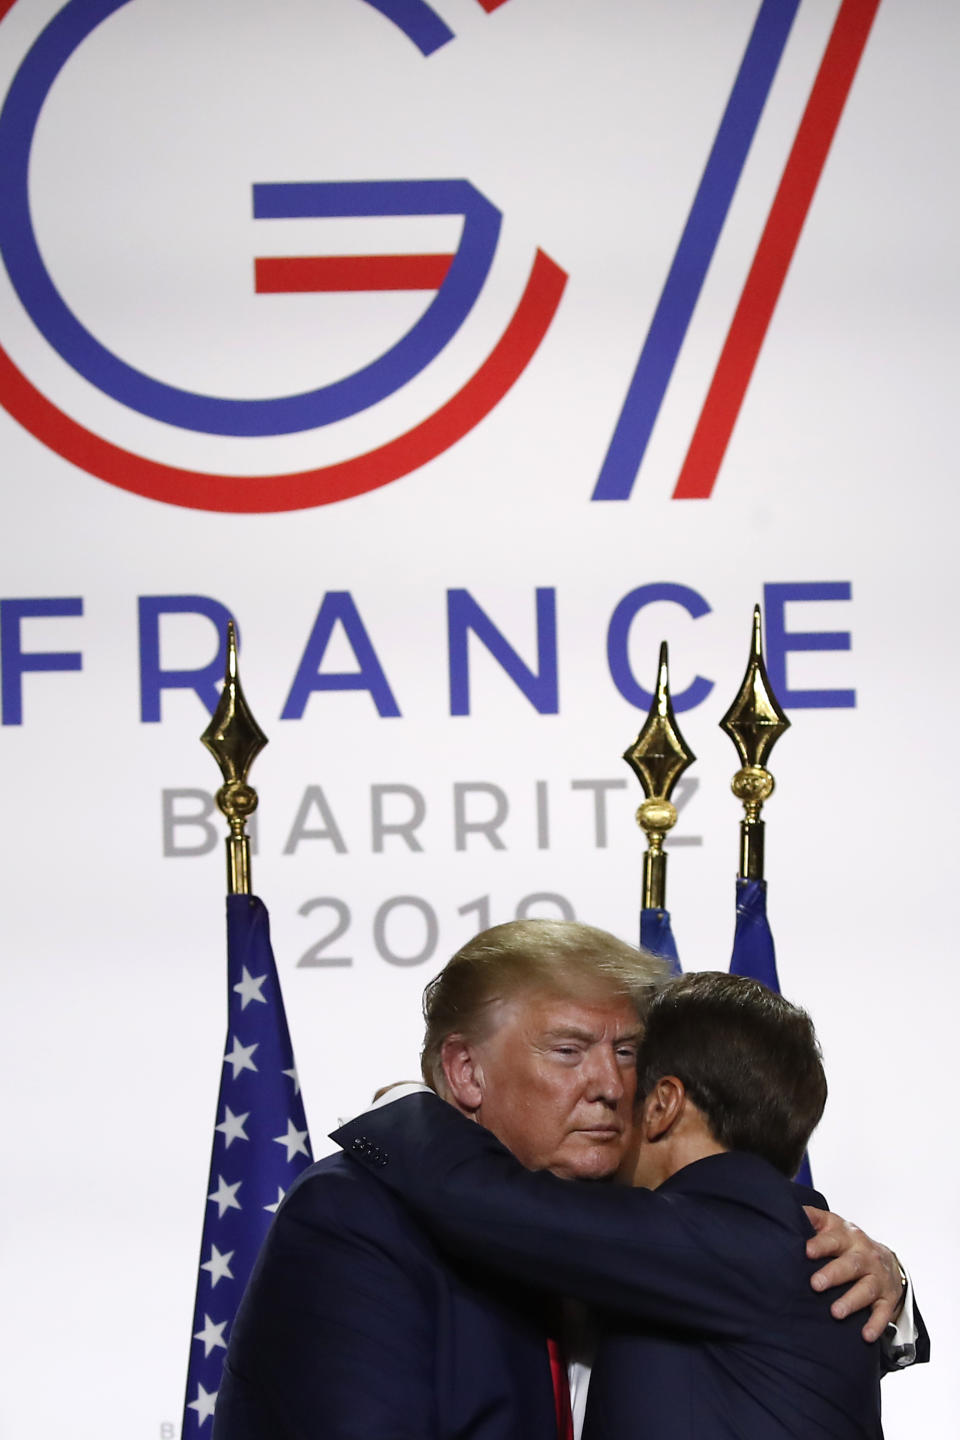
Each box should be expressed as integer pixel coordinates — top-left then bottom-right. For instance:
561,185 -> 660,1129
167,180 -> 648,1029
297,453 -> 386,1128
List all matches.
420,918 -> 670,1094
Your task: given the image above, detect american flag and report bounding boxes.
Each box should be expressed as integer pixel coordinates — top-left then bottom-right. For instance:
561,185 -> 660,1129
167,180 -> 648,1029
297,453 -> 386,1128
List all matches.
181,894 -> 313,1431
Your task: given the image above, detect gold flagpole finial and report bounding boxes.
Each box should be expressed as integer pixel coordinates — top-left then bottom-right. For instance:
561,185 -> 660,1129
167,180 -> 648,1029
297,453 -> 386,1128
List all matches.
200,621 -> 268,895
719,605 -> 790,882
622,642 -> 696,910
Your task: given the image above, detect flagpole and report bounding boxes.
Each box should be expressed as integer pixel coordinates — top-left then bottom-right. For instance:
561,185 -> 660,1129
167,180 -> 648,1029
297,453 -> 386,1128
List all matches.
623,641 -> 696,910
201,621 -> 268,895
719,606 -> 790,880
183,624 -> 313,1433
721,609 -> 810,1183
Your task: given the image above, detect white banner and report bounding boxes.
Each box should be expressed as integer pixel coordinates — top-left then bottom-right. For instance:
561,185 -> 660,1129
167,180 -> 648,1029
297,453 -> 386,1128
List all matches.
0,1 -> 955,1434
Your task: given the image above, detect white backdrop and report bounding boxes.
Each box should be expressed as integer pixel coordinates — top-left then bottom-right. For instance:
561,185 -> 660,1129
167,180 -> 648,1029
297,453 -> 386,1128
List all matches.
0,1 -> 956,1435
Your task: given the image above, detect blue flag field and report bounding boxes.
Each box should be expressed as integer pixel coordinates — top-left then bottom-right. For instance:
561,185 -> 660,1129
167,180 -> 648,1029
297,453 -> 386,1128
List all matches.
182,894 -> 313,1431
640,906 -> 682,975
730,876 -> 812,1186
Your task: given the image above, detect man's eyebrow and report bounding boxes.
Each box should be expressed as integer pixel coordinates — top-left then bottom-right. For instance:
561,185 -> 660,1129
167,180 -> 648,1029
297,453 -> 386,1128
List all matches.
540,1026 -> 641,1044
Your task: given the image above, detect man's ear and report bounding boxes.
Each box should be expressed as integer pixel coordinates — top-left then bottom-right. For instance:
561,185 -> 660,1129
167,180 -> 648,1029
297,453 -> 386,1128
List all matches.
440,1035 -> 484,1114
641,1075 -> 686,1141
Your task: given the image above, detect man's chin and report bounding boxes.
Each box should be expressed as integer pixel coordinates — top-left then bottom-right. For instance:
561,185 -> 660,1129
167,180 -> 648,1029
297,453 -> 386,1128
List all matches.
549,1136 -> 625,1181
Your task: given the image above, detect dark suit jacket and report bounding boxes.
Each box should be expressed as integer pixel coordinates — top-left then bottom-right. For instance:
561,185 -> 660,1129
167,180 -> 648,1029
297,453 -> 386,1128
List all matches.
335,1094 -> 895,1440
213,1148 -> 558,1440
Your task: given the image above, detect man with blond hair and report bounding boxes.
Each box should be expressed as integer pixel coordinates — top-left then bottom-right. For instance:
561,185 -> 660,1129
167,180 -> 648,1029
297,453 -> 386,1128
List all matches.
215,921 -> 910,1440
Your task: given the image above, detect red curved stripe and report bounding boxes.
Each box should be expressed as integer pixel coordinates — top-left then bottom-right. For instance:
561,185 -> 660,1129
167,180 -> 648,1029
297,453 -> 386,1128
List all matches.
0,250 -> 566,512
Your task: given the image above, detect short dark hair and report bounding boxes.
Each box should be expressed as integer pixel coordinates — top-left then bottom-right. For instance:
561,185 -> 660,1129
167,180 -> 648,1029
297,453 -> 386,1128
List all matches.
636,971 -> 827,1178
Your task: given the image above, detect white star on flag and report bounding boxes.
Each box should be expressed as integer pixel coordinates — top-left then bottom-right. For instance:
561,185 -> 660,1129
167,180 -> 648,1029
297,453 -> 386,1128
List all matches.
187,1382 -> 218,1425
208,1175 -> 242,1219
274,1118 -> 310,1163
193,1313 -> 229,1358
223,1036 -> 259,1079
215,1106 -> 250,1148
183,894 -> 315,1440
200,1244 -> 235,1287
232,966 -> 268,1009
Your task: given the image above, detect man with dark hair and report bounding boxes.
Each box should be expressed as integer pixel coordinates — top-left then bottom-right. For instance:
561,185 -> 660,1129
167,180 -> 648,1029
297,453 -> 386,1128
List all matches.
632,970 -> 827,1178
337,971 -> 927,1438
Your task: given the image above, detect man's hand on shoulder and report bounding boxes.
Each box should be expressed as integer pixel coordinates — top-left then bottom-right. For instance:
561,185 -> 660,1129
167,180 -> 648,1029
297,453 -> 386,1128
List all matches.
803,1206 -> 905,1342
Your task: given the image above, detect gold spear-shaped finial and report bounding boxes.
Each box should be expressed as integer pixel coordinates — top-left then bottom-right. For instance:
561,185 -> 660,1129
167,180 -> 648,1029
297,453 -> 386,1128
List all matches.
719,605 -> 790,881
200,621 -> 268,895
622,642 -> 696,910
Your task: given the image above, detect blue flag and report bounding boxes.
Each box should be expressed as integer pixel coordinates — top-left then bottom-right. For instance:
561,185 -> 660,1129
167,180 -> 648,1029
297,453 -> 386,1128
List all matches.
730,877 -> 812,1186
182,894 -> 313,1433
640,906 -> 682,975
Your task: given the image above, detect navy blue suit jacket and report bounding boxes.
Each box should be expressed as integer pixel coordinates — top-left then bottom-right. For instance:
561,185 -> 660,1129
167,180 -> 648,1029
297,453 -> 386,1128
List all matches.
335,1094 -> 889,1440
213,1147 -> 558,1440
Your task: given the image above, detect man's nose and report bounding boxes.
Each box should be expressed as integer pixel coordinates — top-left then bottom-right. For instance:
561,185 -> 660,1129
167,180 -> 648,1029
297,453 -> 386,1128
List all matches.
583,1045 -> 626,1104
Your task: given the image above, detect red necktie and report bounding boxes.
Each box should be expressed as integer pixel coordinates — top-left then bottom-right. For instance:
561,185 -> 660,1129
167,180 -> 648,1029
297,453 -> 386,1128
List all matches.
547,1337 -> 574,1440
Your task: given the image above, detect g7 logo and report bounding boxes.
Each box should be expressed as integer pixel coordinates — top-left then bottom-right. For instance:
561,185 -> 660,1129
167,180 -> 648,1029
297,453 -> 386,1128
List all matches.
0,0 -> 879,512
0,0 -> 564,511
